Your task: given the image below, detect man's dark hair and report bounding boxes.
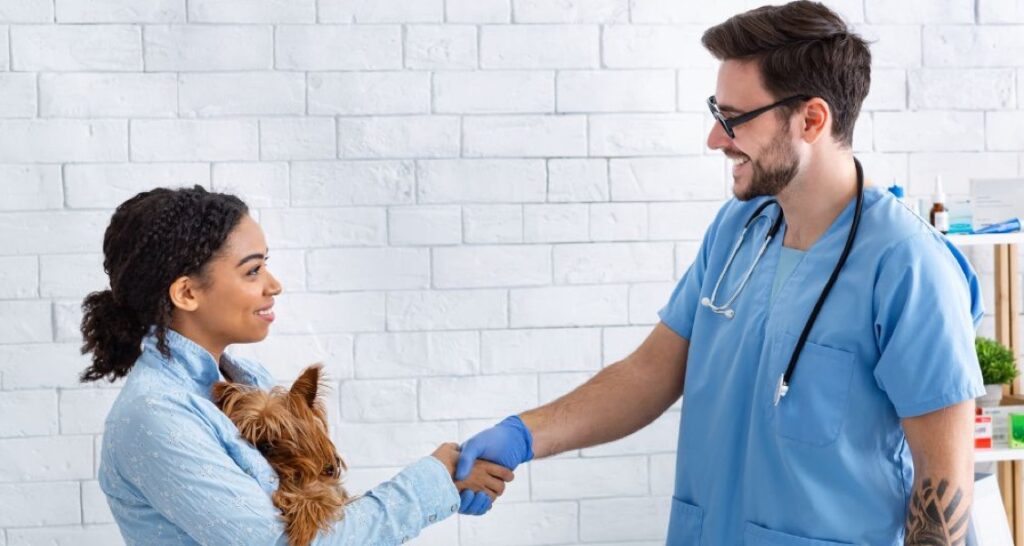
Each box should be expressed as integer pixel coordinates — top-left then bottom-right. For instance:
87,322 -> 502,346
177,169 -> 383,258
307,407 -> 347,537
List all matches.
702,1 -> 871,147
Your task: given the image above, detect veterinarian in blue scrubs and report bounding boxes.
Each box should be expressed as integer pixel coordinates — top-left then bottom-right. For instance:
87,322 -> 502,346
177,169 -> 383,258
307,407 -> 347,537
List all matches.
456,2 -> 984,543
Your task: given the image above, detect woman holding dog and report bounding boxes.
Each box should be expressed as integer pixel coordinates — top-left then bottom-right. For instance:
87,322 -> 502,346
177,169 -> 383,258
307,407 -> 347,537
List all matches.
81,186 -> 510,545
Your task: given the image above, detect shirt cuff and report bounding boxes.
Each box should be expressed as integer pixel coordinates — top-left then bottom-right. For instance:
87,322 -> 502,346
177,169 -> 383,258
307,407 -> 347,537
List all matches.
657,308 -> 693,342
416,455 -> 461,514
894,383 -> 986,418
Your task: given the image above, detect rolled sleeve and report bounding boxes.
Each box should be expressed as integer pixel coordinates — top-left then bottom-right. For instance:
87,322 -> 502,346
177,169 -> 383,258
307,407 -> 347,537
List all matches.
872,233 -> 985,418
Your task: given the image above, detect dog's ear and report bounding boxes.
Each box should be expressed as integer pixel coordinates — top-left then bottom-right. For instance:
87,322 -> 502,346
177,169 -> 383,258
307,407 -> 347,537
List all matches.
290,364 -> 323,408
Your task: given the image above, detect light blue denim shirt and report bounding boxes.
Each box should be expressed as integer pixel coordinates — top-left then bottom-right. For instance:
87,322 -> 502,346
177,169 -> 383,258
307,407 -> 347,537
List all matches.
99,329 -> 460,546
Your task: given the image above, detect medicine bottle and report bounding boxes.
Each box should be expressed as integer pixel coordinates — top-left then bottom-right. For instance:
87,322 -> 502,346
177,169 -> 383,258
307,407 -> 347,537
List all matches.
930,176 -> 949,234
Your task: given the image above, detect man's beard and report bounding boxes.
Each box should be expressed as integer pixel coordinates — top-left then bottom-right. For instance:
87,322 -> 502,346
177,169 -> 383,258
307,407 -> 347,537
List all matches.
733,129 -> 799,201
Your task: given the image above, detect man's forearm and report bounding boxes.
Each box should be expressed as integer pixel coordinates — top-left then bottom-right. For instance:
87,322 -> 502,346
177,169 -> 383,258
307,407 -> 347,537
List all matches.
902,401 -> 976,546
520,323 -> 688,459
905,475 -> 971,545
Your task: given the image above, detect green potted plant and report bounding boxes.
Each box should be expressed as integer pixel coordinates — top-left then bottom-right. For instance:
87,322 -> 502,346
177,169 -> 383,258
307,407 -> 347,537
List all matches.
977,336 -> 1019,407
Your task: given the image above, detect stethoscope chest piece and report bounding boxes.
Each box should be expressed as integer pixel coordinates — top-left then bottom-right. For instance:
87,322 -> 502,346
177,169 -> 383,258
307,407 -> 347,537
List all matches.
773,374 -> 789,406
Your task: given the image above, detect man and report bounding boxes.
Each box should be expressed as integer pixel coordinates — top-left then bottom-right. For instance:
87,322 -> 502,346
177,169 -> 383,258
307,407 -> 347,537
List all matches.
455,2 -> 984,544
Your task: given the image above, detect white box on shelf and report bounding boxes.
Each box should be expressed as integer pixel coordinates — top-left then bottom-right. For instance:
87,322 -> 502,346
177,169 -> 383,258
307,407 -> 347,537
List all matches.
971,178 -> 1024,229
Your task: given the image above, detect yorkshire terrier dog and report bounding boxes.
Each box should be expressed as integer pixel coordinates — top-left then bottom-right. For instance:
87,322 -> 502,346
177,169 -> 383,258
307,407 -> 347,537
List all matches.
213,364 -> 347,546
213,364 -> 512,546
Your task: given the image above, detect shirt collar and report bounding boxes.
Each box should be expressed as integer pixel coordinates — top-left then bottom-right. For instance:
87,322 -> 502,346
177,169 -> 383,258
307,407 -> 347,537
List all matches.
141,328 -> 270,394
141,328 -> 222,390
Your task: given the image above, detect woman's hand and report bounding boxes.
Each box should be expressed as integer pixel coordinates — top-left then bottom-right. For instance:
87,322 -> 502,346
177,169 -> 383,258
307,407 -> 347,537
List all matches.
431,442 -> 461,476
455,459 -> 514,499
431,442 -> 515,515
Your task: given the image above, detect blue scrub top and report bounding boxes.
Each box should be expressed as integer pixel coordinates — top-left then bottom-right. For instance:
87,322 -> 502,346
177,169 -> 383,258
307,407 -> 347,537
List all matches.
659,187 -> 984,545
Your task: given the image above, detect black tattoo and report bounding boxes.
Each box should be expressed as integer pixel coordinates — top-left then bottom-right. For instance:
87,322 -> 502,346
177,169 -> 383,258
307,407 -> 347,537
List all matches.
905,478 -> 969,546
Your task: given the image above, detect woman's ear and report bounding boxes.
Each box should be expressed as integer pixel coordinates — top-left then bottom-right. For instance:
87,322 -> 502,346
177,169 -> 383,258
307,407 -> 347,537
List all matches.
168,275 -> 200,312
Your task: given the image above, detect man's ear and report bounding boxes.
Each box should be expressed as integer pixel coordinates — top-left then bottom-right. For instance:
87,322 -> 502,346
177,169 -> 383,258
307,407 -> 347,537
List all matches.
168,275 -> 200,312
800,97 -> 831,144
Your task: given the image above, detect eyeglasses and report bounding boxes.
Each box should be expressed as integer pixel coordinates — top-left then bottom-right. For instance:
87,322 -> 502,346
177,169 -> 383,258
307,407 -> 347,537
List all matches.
707,94 -> 811,139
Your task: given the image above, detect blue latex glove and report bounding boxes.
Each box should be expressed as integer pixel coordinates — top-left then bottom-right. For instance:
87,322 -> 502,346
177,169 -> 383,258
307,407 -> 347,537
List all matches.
456,415 -> 534,480
455,416 -> 533,515
459,489 -> 492,516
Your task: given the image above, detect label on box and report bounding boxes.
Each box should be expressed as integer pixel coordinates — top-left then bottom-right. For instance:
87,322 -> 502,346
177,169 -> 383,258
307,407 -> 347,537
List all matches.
976,415 -> 993,449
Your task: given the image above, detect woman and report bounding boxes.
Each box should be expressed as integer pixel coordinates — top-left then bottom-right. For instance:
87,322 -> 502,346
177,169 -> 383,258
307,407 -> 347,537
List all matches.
82,186 -> 509,545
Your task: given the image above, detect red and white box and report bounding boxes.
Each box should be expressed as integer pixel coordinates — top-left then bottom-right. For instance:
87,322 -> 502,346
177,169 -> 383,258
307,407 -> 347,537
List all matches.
976,414 -> 993,449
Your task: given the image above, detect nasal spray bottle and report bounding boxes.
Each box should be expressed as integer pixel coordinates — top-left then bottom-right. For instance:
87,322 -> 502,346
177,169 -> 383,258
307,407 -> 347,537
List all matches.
929,176 -> 950,235
887,180 -> 905,204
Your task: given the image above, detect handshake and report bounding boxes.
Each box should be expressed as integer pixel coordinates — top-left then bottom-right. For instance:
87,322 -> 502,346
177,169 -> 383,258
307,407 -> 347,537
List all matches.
429,416 -> 535,516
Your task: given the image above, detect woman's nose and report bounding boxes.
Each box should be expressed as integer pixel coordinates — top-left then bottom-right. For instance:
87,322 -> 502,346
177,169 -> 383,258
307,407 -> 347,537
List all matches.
266,271 -> 283,296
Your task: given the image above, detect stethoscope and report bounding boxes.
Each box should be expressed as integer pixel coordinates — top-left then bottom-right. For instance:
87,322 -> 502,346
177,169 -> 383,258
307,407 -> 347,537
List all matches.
700,158 -> 865,406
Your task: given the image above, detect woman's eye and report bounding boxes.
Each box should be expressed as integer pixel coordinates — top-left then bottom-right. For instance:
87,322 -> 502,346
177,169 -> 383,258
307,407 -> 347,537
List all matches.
247,265 -> 261,276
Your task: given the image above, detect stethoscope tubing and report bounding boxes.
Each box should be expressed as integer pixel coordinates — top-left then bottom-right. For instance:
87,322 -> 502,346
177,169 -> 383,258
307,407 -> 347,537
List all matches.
700,157 -> 865,404
779,158 -> 865,396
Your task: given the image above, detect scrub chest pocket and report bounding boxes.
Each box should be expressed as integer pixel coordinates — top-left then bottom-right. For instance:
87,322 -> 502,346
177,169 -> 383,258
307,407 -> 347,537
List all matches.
773,333 -> 855,446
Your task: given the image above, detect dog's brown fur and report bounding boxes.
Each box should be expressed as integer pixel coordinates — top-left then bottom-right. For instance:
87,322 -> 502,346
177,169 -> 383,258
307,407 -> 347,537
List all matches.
213,364 -> 348,546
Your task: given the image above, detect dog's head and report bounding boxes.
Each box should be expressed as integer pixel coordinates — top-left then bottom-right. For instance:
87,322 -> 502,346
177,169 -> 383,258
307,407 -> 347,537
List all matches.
212,365 -> 348,494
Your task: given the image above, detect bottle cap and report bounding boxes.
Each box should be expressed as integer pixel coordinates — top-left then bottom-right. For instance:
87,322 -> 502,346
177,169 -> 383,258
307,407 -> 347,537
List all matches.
933,175 -> 946,203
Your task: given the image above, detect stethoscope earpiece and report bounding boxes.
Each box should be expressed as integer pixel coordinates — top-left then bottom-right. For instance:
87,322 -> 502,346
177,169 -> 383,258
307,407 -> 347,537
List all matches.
700,205 -> 778,321
701,297 -> 737,320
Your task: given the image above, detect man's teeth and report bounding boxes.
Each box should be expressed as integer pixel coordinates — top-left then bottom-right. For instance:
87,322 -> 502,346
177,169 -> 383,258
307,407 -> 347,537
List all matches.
731,156 -> 750,166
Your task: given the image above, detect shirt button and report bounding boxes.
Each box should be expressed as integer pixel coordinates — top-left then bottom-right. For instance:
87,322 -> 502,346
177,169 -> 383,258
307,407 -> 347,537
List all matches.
428,514 -> 437,522
401,537 -> 409,543
451,504 -> 458,512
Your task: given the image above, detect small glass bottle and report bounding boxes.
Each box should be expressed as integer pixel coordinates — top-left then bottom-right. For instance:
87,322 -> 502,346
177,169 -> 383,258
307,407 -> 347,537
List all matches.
930,175 -> 950,234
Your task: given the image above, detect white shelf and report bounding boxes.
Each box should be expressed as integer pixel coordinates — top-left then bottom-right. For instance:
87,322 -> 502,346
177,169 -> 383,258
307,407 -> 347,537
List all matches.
976,447 -> 1024,462
948,233 -> 1024,247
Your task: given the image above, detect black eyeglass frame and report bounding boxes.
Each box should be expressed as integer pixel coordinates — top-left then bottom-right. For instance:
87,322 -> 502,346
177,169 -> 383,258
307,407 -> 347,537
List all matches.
707,94 -> 812,139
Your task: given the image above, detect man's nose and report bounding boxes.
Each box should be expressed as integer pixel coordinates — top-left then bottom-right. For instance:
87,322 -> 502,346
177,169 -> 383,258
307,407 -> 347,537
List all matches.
707,120 -> 731,151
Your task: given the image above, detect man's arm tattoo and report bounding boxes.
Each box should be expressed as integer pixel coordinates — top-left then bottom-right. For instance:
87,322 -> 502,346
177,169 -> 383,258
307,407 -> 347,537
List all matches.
905,478 -> 969,546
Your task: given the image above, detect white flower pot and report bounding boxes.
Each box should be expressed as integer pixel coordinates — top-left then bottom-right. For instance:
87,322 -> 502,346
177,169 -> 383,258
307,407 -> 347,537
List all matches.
978,384 -> 1005,408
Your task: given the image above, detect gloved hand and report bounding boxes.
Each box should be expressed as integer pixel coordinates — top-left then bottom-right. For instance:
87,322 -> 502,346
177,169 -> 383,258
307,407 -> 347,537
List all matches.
455,415 -> 534,515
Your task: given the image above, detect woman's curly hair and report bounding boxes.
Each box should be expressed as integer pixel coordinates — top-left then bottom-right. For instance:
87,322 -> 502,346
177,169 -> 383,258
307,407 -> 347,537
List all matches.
80,186 -> 248,383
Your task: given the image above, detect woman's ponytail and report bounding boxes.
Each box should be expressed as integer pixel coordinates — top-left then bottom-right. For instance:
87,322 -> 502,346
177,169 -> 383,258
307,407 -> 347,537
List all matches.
79,289 -> 148,383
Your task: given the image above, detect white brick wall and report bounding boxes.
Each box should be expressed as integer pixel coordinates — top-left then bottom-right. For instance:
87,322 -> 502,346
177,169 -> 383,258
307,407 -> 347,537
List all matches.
1,1 -> 1022,543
